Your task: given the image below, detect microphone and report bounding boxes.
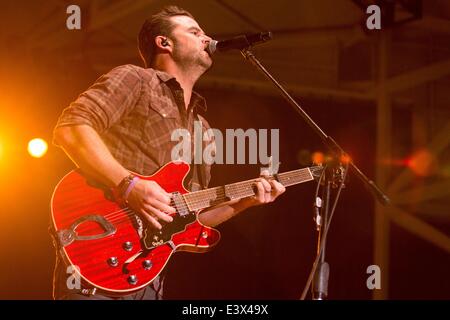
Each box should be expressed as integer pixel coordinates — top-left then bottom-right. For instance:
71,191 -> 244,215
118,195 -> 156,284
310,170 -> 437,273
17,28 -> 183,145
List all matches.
207,31 -> 272,54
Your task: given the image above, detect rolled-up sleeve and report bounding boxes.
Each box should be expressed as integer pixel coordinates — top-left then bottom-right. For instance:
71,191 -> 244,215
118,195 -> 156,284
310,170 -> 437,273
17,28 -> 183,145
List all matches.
54,64 -> 142,137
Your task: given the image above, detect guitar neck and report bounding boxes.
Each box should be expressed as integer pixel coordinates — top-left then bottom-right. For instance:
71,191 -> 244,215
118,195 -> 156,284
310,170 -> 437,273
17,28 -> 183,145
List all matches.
183,166 -> 321,212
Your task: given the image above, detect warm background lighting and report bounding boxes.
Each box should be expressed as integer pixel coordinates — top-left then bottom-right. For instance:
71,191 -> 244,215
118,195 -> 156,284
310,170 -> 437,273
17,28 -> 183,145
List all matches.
311,151 -> 325,165
381,148 -> 438,177
340,153 -> 352,164
406,148 -> 437,177
28,138 -> 48,158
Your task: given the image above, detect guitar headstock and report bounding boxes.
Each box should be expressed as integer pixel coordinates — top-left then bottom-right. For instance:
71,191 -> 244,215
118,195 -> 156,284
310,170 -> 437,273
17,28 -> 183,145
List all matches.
309,164 -> 347,188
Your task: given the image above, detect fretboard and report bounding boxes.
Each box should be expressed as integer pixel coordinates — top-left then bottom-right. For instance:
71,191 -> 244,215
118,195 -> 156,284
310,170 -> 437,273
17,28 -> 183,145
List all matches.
183,166 -> 321,212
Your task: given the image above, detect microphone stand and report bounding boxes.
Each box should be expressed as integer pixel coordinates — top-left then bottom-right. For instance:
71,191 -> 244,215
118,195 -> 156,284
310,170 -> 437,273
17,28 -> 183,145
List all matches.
312,174 -> 331,300
240,48 -> 389,206
239,47 -> 390,299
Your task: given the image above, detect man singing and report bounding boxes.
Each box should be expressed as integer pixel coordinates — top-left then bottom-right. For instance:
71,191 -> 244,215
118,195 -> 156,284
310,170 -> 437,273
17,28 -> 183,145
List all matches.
52,5 -> 285,300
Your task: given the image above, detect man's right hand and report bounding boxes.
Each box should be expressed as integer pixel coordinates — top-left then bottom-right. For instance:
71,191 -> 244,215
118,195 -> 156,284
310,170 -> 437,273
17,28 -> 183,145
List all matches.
53,125 -> 175,230
126,179 -> 175,230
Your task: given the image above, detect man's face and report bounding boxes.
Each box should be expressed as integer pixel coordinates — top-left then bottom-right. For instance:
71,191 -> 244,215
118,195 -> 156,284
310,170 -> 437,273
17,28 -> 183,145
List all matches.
168,15 -> 213,71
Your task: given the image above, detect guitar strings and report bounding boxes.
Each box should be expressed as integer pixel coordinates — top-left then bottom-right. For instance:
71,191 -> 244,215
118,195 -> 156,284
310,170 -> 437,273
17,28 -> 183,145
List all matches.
103,169 -> 313,220
64,167 -> 320,235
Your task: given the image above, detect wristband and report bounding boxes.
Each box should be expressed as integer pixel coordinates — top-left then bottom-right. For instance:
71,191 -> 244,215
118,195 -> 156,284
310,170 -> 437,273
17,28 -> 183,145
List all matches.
123,176 -> 140,201
113,174 -> 136,204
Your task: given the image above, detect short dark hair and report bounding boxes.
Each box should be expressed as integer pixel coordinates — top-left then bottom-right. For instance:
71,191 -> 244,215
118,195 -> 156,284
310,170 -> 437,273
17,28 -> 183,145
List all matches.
138,6 -> 194,68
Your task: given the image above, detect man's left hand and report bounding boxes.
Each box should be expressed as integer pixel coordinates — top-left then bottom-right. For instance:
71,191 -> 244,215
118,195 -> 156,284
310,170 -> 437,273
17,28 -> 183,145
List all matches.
239,170 -> 286,208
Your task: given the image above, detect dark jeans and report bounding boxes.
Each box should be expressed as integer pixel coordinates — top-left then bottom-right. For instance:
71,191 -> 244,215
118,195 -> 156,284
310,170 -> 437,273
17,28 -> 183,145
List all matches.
52,254 -> 164,300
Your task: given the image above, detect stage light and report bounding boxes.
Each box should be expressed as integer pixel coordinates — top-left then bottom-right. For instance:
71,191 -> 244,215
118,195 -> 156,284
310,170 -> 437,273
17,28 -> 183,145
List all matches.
28,138 -> 48,158
312,151 -> 325,165
340,153 -> 351,164
406,149 -> 436,177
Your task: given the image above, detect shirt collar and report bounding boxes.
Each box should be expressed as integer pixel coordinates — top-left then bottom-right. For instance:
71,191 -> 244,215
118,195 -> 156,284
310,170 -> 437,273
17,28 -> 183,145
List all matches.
154,69 -> 207,112
190,91 -> 207,112
155,69 -> 175,83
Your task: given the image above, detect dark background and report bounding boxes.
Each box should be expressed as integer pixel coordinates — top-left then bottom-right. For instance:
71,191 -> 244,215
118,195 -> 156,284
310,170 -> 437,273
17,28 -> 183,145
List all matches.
0,0 -> 448,299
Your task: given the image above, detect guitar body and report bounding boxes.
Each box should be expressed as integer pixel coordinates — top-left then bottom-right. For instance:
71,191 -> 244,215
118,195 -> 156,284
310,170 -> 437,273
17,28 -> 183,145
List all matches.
51,161 -> 221,295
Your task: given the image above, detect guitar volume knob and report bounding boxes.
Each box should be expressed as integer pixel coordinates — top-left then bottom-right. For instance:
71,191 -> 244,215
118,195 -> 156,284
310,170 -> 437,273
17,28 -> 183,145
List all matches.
123,241 -> 133,251
128,275 -> 138,285
143,260 -> 153,270
107,257 -> 118,267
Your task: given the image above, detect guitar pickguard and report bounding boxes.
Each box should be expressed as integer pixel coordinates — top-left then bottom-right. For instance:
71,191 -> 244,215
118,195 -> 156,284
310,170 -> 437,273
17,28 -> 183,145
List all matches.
142,213 -> 196,249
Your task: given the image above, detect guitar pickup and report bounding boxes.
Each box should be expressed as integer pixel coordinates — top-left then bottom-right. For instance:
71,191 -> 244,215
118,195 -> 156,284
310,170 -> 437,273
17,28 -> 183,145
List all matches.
172,192 -> 190,217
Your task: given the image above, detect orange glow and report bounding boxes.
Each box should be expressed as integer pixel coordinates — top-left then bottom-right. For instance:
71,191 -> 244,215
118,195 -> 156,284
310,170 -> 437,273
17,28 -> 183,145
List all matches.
312,151 -> 325,165
340,153 -> 351,164
28,138 -> 48,158
407,149 -> 436,177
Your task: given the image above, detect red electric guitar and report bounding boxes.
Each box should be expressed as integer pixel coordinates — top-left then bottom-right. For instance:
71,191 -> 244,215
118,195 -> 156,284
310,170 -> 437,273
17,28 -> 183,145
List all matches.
51,161 -> 322,295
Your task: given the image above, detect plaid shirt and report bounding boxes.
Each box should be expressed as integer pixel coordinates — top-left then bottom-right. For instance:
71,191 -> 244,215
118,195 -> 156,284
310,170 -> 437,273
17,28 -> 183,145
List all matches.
54,64 -> 214,190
